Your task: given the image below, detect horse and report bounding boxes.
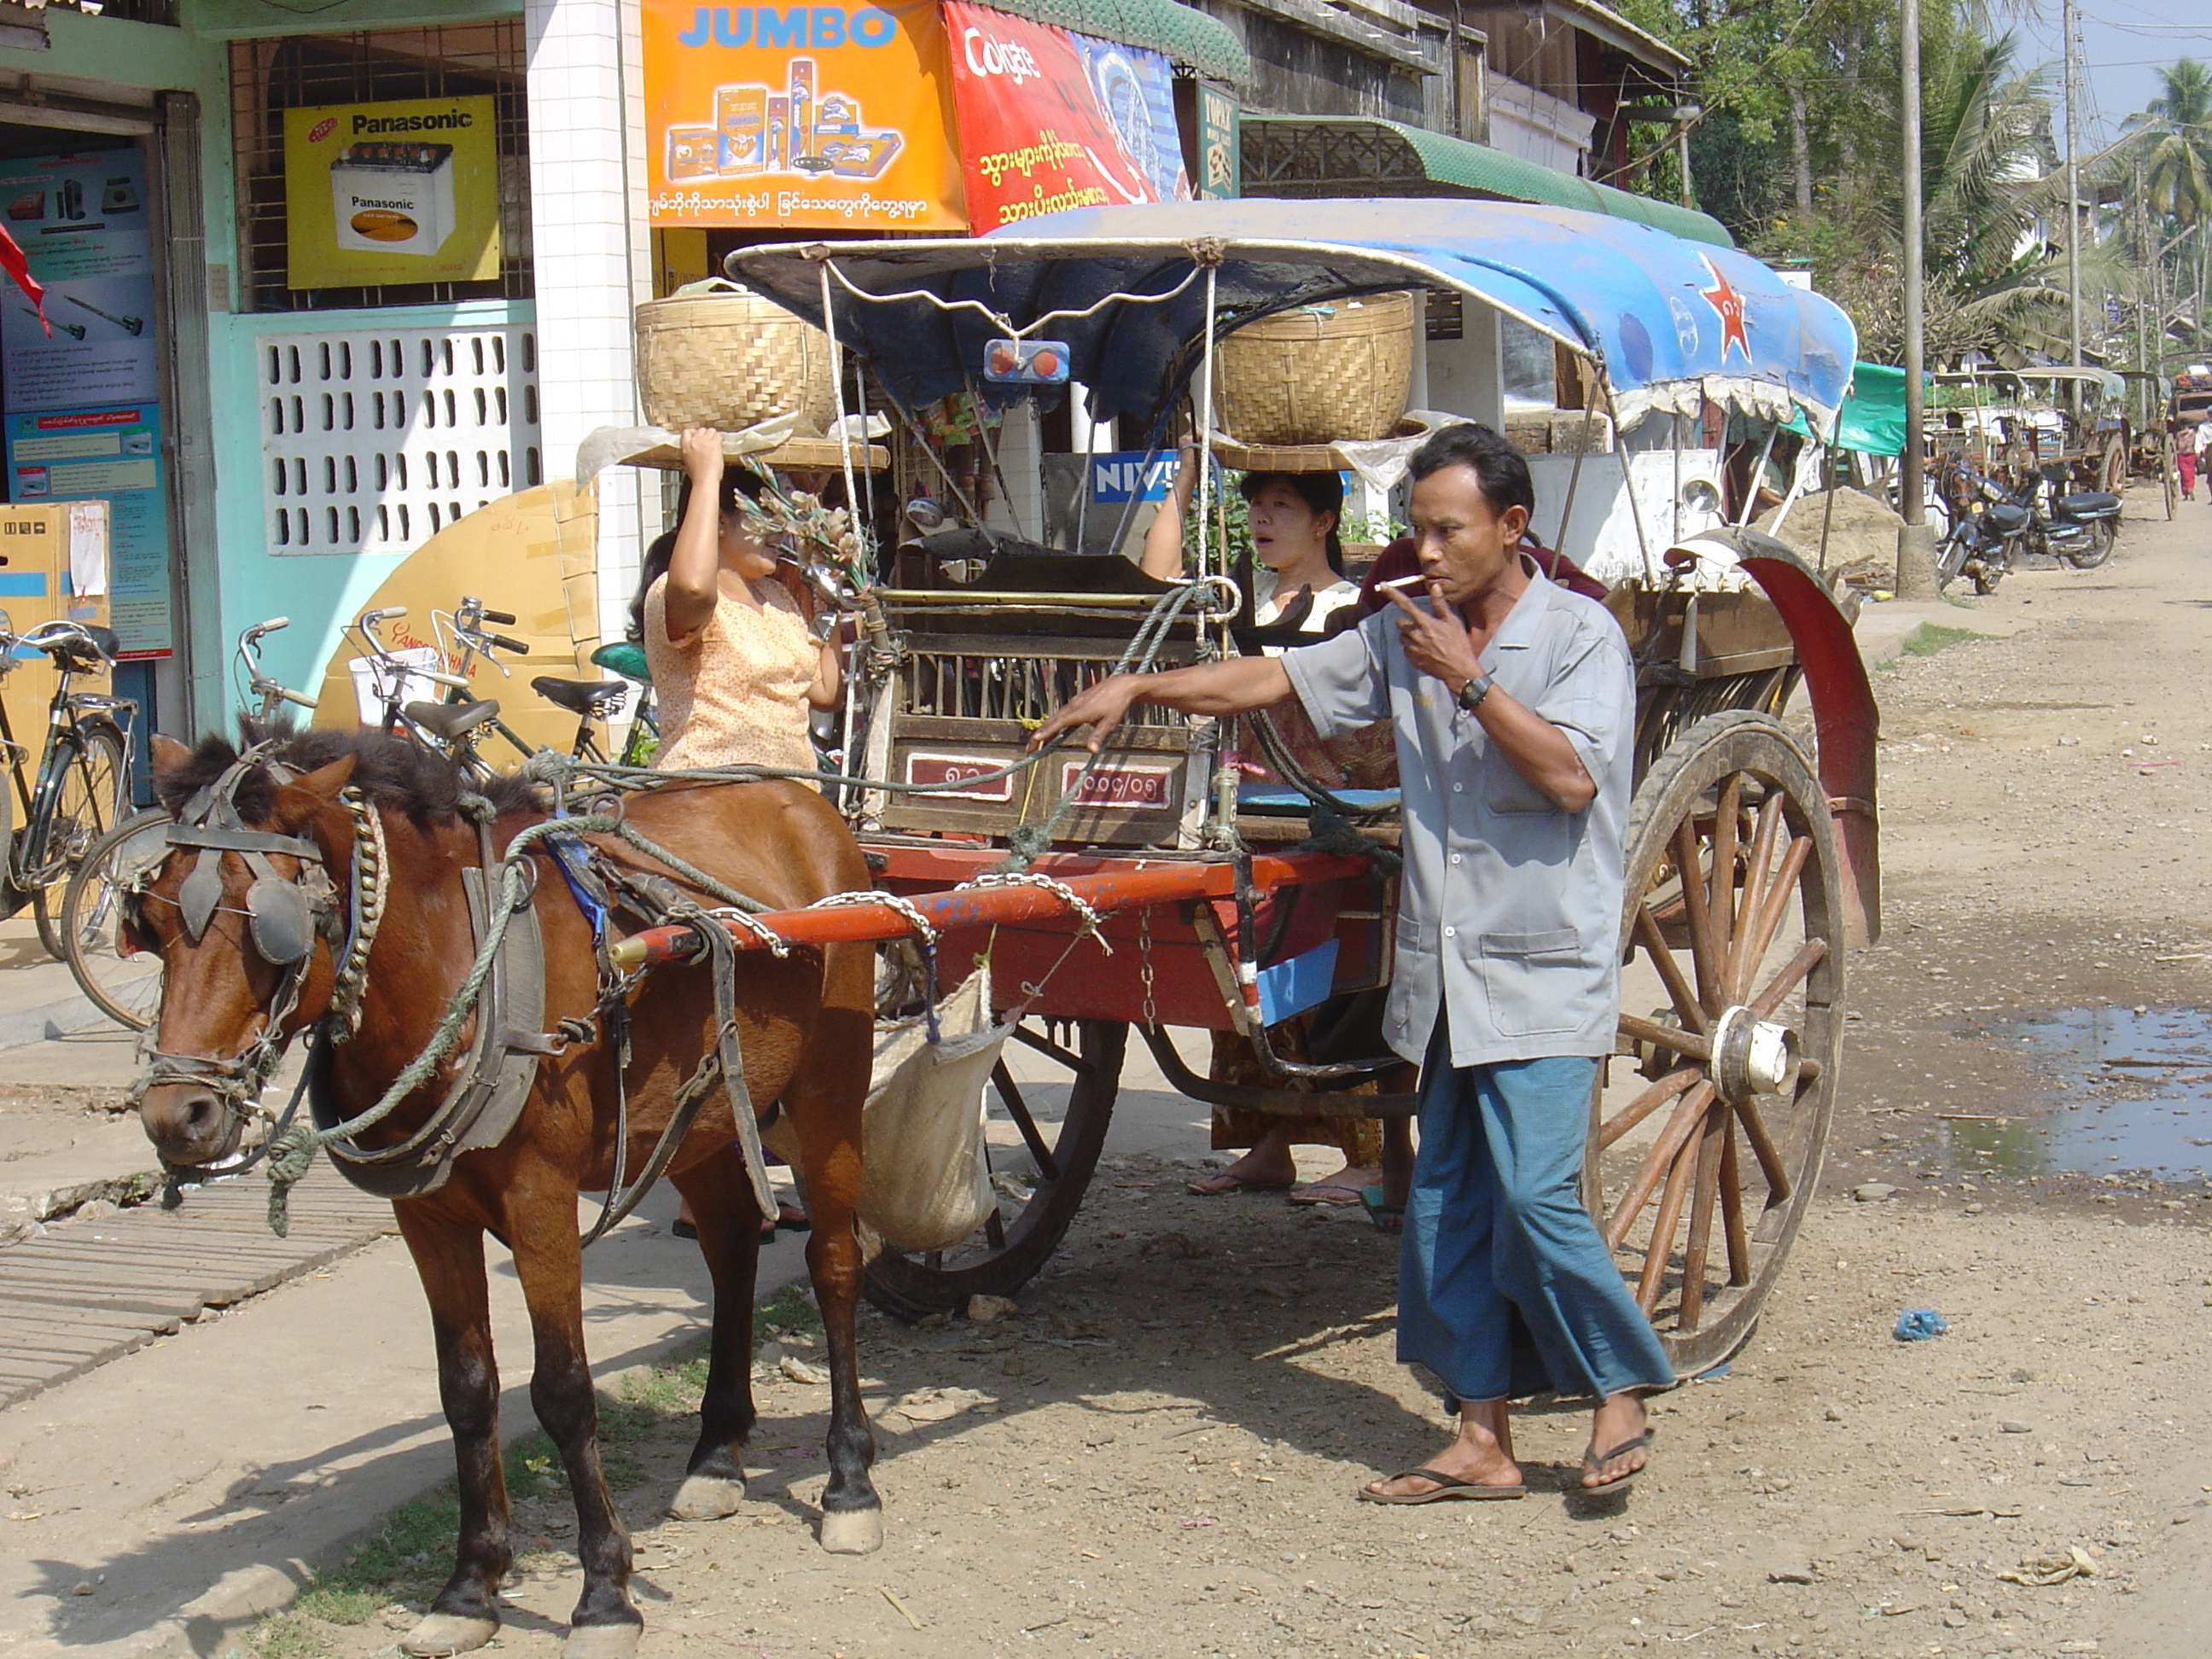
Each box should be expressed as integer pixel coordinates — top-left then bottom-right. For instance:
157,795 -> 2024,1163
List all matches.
128,726 -> 880,1659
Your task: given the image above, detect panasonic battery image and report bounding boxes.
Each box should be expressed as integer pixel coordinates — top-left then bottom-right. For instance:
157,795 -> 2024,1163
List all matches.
329,142 -> 457,256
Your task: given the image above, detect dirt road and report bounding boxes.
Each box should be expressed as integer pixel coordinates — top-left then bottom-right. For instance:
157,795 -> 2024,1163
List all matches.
20,496 -> 2212,1659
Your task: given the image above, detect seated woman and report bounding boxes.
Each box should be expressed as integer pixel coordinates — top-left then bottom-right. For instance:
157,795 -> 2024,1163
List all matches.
1139,450 -> 1362,640
1138,451 -> 1382,1207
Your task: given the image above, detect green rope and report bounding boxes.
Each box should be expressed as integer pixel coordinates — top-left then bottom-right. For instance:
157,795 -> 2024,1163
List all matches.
262,812 -> 769,1231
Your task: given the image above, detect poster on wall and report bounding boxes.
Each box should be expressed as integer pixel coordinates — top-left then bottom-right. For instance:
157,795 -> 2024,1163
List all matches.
283,96 -> 502,289
643,0 -> 966,230
0,148 -> 170,658
942,2 -> 1190,231
4,406 -> 167,657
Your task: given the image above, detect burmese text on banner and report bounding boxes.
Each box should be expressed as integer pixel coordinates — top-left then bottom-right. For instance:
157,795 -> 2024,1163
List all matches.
942,1 -> 1190,232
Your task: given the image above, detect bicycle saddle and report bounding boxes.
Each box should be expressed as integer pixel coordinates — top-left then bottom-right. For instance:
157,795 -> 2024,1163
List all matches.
37,623 -> 119,669
405,699 -> 501,742
590,641 -> 651,684
531,675 -> 627,715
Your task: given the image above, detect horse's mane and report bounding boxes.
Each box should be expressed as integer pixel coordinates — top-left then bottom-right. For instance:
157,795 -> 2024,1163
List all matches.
156,721 -> 541,825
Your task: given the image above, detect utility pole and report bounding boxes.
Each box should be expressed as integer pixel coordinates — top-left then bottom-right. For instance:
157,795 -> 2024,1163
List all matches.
1896,0 -> 1936,597
2064,0 -> 2083,365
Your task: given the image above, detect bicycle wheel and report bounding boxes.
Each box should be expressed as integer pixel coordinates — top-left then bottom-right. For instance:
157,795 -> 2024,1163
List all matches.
29,723 -> 127,960
59,806 -> 167,1030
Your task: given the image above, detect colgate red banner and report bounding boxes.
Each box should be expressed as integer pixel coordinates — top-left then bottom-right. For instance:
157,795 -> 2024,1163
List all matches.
942,1 -> 1190,232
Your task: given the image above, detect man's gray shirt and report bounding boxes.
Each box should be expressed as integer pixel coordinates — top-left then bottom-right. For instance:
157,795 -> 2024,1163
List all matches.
1281,566 -> 1634,1069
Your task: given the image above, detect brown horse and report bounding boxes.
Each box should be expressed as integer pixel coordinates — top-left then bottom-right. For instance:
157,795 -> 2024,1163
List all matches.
130,727 -> 880,1659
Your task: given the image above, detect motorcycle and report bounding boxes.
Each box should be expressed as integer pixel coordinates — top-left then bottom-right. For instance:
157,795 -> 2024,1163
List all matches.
1936,460 -> 2031,594
2023,471 -> 2122,569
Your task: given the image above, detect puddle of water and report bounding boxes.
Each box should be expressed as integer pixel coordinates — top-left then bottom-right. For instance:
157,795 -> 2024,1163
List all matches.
1946,1005 -> 2212,1181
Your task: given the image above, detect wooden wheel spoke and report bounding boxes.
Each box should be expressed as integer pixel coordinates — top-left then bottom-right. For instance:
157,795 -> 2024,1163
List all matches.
1616,1011 -> 1714,1064
1713,772 -> 1743,954
1598,1067 -> 1702,1151
1749,939 -> 1828,1020
1605,1080 -> 1716,1249
1731,1094 -> 1791,1203
992,1059 -> 1061,1184
1730,834 -> 1813,1001
1635,1121 -> 1702,1313
1670,819 -> 1724,1011
1717,1122 -> 1751,1286
1729,796 -> 1787,978
1676,1102 -> 1727,1332
1633,903 -> 1709,1034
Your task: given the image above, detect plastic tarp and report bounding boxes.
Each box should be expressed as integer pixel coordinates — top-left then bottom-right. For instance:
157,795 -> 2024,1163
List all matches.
726,197 -> 1858,442
1784,362 -> 1912,457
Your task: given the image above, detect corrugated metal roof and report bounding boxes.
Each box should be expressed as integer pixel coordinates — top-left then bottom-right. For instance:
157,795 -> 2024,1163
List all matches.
1244,116 -> 1733,247
979,0 -> 1251,84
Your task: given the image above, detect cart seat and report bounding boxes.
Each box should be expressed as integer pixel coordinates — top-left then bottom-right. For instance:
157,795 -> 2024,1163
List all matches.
532,676 -> 627,716
1986,503 -> 2030,533
2054,490 -> 2120,515
405,699 -> 501,742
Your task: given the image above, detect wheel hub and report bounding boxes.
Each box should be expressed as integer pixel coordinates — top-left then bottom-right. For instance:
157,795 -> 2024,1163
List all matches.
1709,1004 -> 1801,1103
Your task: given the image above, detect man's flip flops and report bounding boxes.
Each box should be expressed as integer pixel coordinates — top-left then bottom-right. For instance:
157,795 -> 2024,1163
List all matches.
1580,1429 -> 1655,1489
1356,1468 -> 1525,1504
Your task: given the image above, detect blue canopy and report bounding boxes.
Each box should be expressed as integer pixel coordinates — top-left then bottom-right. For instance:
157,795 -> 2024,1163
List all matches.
726,198 -> 1858,441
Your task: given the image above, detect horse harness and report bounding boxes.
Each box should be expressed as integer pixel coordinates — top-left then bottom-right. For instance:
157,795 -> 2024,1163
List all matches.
134,748 -> 783,1237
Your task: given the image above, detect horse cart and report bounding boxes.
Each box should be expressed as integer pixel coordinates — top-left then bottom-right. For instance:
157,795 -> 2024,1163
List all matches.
589,199 -> 1884,1376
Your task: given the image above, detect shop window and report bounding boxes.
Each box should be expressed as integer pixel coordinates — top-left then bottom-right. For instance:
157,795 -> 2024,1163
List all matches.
230,25 -> 531,312
47,1 -> 179,22
259,321 -> 540,556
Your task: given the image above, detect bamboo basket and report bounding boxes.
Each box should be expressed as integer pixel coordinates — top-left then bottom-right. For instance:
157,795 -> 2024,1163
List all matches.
1215,292 -> 1416,446
634,281 -> 838,436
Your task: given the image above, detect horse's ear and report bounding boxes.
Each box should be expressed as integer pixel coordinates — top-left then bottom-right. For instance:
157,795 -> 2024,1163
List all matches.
272,754 -> 358,826
149,733 -> 194,783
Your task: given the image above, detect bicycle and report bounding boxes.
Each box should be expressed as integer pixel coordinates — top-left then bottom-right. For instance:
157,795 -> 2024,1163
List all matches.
401,596 -> 631,774
59,616 -> 314,1030
0,613 -> 133,960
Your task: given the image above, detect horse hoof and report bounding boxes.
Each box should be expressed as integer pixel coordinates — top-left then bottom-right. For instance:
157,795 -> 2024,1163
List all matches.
399,1613 -> 498,1657
668,1472 -> 747,1522
562,1621 -> 643,1659
818,1507 -> 884,1555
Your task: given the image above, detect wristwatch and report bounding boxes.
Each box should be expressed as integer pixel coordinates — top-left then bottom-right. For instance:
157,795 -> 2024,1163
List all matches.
1455,672 -> 1495,714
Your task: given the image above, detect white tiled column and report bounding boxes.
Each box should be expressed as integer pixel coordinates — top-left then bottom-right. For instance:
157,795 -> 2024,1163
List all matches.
527,0 -> 648,643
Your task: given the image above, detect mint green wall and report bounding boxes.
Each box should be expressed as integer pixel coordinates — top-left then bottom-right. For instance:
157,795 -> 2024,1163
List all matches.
209,300 -> 533,704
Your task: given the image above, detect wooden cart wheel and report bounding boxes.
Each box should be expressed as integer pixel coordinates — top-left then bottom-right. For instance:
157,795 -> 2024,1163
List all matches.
1593,709 -> 1844,1375
2102,432 -> 2128,495
862,1017 -> 1125,1320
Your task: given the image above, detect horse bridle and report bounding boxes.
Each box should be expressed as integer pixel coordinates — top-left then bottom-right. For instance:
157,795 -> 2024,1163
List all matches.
130,748 -> 388,1153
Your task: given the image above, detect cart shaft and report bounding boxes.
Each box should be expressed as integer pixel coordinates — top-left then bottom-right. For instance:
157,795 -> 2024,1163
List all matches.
604,850 -> 1374,966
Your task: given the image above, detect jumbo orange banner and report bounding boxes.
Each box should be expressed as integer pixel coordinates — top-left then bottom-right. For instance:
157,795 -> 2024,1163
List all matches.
643,1 -> 966,230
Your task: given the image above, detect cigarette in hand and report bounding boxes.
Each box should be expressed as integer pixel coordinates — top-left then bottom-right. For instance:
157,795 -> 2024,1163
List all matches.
1377,573 -> 1427,593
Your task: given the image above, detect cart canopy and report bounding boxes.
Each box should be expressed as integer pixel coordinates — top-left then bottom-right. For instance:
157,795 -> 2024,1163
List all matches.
725,198 -> 1858,442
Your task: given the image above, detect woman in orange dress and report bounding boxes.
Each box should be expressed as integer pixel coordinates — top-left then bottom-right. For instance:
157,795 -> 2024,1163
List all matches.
638,427 -> 844,777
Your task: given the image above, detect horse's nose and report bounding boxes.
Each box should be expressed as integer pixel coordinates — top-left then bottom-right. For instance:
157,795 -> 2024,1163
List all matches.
138,1086 -> 237,1164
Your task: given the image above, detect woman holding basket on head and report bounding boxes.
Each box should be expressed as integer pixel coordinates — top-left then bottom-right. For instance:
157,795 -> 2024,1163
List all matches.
637,427 -> 845,777
636,426 -> 844,1243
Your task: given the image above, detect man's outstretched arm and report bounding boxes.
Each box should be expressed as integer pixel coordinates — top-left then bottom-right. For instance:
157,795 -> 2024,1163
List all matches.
1027,657 -> 1293,754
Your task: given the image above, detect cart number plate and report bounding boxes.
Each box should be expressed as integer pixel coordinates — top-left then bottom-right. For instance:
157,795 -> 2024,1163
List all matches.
905,752 -> 1015,802
1060,760 -> 1176,810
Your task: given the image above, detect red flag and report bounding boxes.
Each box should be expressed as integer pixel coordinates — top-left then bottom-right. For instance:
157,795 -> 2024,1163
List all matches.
0,223 -> 46,336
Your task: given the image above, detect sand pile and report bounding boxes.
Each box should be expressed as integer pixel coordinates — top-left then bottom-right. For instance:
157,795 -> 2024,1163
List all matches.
1756,486 -> 1904,585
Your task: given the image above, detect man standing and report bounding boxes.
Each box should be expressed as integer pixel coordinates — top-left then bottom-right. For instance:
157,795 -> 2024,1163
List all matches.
1030,423 -> 1673,1497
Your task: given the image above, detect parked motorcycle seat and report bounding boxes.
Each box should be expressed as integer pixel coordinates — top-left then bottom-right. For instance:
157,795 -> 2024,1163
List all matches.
1986,503 -> 2030,532
2054,491 -> 2120,516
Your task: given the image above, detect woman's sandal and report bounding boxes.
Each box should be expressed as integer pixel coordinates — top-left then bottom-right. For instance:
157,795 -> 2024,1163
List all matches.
1185,1169 -> 1295,1196
1359,1185 -> 1405,1235
1357,1468 -> 1525,1505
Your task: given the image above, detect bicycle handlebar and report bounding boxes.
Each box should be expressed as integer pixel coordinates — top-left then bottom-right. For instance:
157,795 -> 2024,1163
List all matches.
478,608 -> 517,627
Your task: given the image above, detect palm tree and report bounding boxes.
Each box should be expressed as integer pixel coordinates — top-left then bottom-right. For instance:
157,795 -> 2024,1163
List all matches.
2127,59 -> 2212,356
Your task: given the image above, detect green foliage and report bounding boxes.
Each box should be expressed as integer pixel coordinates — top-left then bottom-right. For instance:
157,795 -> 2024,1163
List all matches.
1899,621 -> 1982,657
